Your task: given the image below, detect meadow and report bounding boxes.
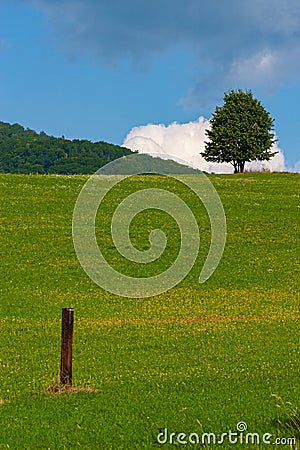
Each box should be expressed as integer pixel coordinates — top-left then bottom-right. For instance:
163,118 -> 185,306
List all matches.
0,172 -> 299,449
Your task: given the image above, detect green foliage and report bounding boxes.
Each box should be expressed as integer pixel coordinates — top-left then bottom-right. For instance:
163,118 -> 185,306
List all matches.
202,89 -> 277,173
100,153 -> 204,174
0,121 -> 133,174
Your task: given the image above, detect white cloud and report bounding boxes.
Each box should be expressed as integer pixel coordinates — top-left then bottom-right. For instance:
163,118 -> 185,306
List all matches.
293,159 -> 300,173
230,50 -> 279,85
123,117 -> 287,174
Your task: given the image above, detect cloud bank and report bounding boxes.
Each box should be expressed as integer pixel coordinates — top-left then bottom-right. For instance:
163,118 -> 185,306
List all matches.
294,159 -> 300,173
123,117 -> 287,174
17,0 -> 300,107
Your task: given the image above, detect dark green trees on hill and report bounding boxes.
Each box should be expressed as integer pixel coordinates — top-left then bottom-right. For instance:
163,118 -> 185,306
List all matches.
0,121 -> 133,174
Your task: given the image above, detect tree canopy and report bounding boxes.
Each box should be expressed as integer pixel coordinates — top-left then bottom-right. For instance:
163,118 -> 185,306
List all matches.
201,89 -> 277,173
0,121 -> 133,174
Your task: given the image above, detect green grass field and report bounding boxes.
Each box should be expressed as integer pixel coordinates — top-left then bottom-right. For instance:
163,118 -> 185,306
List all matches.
0,172 -> 299,449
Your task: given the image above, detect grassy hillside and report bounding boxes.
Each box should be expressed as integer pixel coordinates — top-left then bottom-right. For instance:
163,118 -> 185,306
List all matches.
0,121 -> 133,174
0,172 -> 299,448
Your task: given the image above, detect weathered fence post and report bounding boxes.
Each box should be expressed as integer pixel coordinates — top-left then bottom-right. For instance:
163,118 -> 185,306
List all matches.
60,308 -> 74,386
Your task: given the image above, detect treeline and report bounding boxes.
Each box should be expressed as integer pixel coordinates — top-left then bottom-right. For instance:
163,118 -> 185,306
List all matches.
100,153 -> 203,174
0,121 -> 133,174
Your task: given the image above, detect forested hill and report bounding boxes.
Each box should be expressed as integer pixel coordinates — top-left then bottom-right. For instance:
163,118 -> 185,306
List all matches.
0,121 -> 134,174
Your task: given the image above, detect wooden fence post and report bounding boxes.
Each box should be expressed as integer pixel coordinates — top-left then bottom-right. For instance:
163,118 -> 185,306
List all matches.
60,308 -> 74,386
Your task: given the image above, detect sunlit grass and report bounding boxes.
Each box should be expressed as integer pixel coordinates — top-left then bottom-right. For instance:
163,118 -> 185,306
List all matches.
0,172 -> 299,448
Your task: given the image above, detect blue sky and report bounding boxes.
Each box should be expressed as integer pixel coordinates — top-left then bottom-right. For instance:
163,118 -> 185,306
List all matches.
0,0 -> 299,169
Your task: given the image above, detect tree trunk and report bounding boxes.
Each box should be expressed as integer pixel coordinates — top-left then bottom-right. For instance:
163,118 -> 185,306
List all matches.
234,161 -> 245,173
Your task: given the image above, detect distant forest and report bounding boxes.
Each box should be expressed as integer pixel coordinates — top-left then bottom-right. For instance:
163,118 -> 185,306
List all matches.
0,121 -> 133,174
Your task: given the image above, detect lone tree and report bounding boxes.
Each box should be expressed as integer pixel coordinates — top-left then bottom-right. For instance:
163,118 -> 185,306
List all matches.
201,89 -> 277,173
